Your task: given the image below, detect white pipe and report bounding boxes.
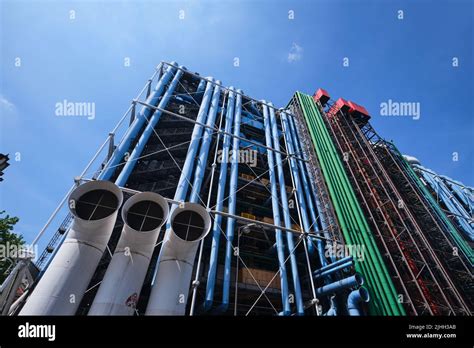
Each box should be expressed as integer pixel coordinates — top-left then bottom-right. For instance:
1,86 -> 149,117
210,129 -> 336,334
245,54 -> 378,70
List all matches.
145,203 -> 211,315
20,180 -> 123,315
88,192 -> 169,315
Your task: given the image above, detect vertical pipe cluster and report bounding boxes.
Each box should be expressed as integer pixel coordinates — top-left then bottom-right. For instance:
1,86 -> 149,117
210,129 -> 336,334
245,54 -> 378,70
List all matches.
287,114 -> 327,267
99,62 -> 179,182
269,104 -> 304,315
295,92 -> 404,316
145,78 -> 220,315
204,88 -> 236,310
114,67 -> 187,187
221,89 -> 243,310
189,81 -> 223,203
261,101 -> 291,315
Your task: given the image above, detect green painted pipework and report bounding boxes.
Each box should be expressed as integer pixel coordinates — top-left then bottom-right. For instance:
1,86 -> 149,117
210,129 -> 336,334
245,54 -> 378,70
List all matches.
299,95 -> 396,315
389,143 -> 474,265
298,98 -> 392,315
299,93 -> 404,315
294,92 -> 406,316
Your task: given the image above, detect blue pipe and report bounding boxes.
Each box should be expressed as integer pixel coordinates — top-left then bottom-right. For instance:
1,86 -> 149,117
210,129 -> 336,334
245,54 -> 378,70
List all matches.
203,87 -> 236,310
220,89 -> 243,311
287,115 -> 327,267
261,102 -> 291,315
167,78 -> 215,204
269,103 -> 304,315
347,287 -> 370,316
313,261 -> 352,280
114,66 -> 186,186
315,273 -> 364,297
189,81 -> 222,203
99,62 -> 178,181
280,113 -> 317,257
249,101 -> 262,117
418,167 -> 474,241
291,117 -> 332,243
447,180 -> 474,214
313,256 -> 353,276
324,295 -> 338,316
195,78 -> 207,102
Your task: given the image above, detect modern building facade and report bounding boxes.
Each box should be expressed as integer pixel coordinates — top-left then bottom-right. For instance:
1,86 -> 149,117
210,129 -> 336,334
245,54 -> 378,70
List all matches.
6,61 -> 473,316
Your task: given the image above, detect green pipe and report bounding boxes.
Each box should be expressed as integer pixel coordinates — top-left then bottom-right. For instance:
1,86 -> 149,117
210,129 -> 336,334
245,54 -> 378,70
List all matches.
296,95 -> 388,316
298,98 -> 390,315
306,95 -> 403,315
295,92 -> 405,315
296,94 -> 389,315
299,96 -> 394,315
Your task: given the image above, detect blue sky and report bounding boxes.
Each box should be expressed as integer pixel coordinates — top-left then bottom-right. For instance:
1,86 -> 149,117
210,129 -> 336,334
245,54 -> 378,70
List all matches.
1,0 -> 473,249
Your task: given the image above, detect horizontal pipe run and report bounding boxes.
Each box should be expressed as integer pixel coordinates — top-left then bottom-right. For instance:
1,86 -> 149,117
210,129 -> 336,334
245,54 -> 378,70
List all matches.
313,261 -> 353,280
313,256 -> 353,275
316,274 -> 364,297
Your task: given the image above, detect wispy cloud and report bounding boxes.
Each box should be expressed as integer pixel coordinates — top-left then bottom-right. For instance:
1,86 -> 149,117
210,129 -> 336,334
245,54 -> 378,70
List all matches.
0,95 -> 15,112
287,43 -> 303,63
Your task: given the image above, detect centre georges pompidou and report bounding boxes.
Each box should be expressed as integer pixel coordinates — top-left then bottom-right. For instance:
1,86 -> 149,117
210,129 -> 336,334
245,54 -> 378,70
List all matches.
12,61 -> 473,317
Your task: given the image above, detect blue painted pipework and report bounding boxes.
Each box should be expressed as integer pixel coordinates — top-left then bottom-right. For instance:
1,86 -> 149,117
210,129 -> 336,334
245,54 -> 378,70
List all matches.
204,87 -> 235,310
313,261 -> 352,280
269,103 -> 304,315
261,101 -> 290,315
287,115 -> 327,268
291,116 -> 332,243
324,295 -> 338,316
99,62 -> 178,181
416,165 -> 474,241
220,89 -> 243,311
315,274 -> 364,297
167,78 -> 215,203
280,113 -> 317,257
313,256 -> 353,276
189,81 -> 222,203
347,287 -> 370,316
114,65 -> 186,187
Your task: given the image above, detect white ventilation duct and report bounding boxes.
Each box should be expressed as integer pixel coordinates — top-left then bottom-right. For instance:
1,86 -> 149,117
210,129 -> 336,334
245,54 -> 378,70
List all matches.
88,192 -> 169,315
20,180 -> 123,315
145,203 -> 211,315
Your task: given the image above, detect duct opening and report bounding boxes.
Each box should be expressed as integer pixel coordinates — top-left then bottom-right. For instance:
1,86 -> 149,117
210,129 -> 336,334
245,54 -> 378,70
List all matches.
358,287 -> 370,302
354,273 -> 364,287
75,189 -> 119,221
172,210 -> 205,241
126,200 -> 164,232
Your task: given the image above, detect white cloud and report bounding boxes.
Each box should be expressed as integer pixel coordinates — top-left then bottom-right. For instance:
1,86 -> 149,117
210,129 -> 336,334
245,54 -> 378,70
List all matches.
288,43 -> 303,63
0,95 -> 15,112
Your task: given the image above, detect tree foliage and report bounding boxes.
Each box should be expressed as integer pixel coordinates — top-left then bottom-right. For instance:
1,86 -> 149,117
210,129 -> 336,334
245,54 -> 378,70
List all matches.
0,210 -> 23,283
